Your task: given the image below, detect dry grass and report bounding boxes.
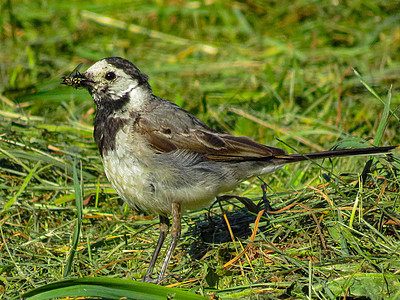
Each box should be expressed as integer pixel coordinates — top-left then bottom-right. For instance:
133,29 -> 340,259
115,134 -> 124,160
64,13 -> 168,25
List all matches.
1,1 -> 400,299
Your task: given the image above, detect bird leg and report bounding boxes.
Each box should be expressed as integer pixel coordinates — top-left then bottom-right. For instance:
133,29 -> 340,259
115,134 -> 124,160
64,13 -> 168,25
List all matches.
157,202 -> 181,283
142,214 -> 169,283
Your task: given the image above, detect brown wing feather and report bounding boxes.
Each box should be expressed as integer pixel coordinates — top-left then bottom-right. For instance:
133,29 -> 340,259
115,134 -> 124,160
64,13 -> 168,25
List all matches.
135,100 -> 397,163
135,103 -> 285,161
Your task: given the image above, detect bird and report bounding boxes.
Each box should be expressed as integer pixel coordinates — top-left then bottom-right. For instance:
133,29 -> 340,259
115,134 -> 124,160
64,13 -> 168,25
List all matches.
62,57 -> 397,284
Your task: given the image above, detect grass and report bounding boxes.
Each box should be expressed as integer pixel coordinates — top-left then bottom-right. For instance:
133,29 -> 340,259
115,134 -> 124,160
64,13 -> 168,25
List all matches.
1,0 -> 400,299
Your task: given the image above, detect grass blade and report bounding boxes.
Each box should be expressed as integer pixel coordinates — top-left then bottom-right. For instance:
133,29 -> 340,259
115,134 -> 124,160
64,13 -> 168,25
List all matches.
353,69 -> 399,122
1,161 -> 41,212
374,87 -> 392,146
22,277 -> 207,300
63,160 -> 83,277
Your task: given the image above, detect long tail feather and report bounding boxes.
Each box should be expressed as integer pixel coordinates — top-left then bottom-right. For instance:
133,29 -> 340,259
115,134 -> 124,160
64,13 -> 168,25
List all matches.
279,145 -> 398,163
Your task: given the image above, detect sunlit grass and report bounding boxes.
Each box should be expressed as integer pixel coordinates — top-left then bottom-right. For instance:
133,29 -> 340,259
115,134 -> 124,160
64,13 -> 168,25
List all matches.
1,1 -> 400,299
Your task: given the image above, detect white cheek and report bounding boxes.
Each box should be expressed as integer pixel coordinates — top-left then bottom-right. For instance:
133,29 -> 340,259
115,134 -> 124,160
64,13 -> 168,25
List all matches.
115,82 -> 139,97
126,87 -> 148,110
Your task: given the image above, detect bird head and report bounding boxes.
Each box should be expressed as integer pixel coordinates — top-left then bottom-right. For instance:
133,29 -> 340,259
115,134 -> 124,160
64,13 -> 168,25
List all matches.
62,57 -> 151,106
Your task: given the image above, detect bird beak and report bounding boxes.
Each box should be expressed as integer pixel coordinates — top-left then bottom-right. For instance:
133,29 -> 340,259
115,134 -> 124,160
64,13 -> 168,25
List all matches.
61,69 -> 94,90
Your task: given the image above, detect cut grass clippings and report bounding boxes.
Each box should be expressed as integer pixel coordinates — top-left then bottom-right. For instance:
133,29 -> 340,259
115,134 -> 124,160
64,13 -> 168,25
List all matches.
1,1 -> 399,299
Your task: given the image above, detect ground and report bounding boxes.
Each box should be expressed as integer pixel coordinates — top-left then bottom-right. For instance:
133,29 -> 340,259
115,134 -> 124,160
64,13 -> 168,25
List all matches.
1,1 -> 400,299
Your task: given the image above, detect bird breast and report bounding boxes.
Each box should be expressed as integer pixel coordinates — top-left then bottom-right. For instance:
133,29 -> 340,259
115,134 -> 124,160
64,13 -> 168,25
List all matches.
100,124 -> 237,215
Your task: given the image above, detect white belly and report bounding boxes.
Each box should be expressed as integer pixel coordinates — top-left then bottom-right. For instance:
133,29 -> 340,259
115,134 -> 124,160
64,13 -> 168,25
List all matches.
102,128 -> 162,213
101,129 -> 216,215
101,128 -> 244,215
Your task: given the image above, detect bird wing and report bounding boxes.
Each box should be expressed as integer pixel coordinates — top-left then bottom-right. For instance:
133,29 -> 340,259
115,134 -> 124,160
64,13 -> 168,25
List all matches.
135,99 -> 285,161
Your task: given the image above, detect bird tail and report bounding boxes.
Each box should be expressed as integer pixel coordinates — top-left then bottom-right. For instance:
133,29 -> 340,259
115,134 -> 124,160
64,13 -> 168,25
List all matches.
277,145 -> 398,163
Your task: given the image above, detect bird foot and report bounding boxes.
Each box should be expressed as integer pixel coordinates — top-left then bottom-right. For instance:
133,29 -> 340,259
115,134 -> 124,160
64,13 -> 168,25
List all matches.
142,275 -> 162,284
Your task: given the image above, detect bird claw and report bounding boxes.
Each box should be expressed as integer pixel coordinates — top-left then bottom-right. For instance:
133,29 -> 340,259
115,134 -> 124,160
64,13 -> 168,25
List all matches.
142,275 -> 163,284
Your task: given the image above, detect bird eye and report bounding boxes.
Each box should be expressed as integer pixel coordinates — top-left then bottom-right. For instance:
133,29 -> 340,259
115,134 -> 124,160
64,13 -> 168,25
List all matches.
105,72 -> 116,81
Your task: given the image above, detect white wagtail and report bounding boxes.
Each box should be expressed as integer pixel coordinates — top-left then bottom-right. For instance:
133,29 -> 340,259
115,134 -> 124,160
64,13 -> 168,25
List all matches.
62,57 -> 397,283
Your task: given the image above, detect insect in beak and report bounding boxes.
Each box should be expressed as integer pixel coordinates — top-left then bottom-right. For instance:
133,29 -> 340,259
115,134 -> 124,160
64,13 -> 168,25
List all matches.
61,63 -> 90,89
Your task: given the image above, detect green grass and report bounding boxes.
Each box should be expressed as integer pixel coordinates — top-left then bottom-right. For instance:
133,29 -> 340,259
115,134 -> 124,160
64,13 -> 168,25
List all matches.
1,0 -> 400,299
